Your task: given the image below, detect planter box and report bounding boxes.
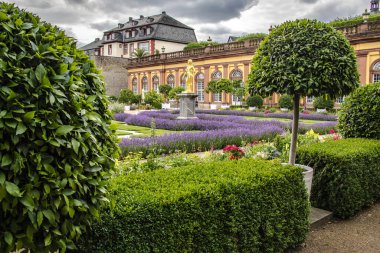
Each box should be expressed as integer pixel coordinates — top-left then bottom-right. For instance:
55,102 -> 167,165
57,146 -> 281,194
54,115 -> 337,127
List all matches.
210,104 -> 217,110
249,106 -> 257,111
317,108 -> 327,113
124,105 -> 130,112
280,108 -> 289,112
221,104 -> 230,109
162,103 -> 171,109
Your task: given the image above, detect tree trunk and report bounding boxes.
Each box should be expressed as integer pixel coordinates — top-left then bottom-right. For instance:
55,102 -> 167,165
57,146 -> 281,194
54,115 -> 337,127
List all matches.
289,94 -> 300,165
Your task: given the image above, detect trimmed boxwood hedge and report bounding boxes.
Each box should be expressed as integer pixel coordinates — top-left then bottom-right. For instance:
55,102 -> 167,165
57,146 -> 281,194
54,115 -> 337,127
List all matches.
75,159 -> 309,253
297,138 -> 380,219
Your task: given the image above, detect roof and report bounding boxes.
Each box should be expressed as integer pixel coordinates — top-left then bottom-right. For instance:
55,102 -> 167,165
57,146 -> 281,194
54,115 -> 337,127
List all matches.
79,38 -> 103,51
102,12 -> 197,44
227,36 -> 238,43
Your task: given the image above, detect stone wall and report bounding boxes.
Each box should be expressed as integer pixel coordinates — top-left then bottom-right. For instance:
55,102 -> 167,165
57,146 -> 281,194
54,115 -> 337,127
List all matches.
91,56 -> 129,96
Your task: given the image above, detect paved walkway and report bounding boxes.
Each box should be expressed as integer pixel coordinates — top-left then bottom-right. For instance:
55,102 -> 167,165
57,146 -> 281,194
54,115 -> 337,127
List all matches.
290,202 -> 380,253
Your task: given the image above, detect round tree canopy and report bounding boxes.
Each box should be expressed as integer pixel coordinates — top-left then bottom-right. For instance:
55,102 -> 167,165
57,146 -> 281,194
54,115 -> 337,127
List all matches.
248,19 -> 359,98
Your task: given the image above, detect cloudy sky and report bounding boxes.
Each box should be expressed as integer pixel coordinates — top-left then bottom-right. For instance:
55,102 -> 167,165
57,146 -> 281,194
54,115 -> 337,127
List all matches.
8,0 -> 370,46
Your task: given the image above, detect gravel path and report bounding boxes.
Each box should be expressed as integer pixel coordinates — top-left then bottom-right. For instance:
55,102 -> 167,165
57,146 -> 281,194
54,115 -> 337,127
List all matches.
290,202 -> 380,253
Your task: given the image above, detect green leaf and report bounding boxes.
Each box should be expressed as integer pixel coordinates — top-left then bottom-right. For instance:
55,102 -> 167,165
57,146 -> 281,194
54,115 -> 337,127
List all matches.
44,233 -> 51,246
56,125 -> 74,136
71,139 -> 80,154
5,181 -> 22,197
87,112 -> 101,122
0,172 -> 5,185
16,122 -> 27,135
24,111 -> 36,121
0,12 -> 9,21
4,232 -> 13,245
37,211 -> 43,226
2,154 -> 12,167
43,209 -> 56,225
20,195 -> 35,209
42,75 -> 51,88
35,64 -> 46,83
62,189 -> 75,196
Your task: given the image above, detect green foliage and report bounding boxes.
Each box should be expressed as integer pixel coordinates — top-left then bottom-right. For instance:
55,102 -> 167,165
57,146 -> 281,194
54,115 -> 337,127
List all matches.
329,13 -> 380,28
158,84 -> 172,101
338,83 -> 380,139
246,95 -> 264,108
206,78 -> 235,94
108,102 -> 125,114
76,159 -> 309,252
168,86 -> 185,100
0,3 -> 119,252
118,88 -> 139,104
144,91 -> 163,109
235,33 -> 268,42
297,138 -> 380,218
108,95 -> 118,102
279,95 -> 293,109
184,41 -> 219,50
313,96 -> 334,110
248,19 -> 359,98
132,48 -> 148,58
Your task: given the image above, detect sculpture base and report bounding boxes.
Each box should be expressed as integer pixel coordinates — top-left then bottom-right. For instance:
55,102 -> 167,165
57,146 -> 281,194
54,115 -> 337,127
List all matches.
177,93 -> 198,120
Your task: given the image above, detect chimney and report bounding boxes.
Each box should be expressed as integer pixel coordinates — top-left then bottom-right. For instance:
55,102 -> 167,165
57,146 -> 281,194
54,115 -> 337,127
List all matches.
140,15 -> 144,19
162,11 -> 166,15
129,17 -> 133,22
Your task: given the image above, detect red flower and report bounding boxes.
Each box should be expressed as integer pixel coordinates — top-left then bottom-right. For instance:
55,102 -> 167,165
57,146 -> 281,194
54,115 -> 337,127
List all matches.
329,129 -> 336,134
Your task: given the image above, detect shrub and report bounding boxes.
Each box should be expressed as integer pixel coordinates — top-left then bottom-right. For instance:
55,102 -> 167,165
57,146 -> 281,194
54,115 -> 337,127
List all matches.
0,3 -> 119,252
144,91 -> 163,109
108,102 -> 125,114
313,96 -> 334,110
76,159 -> 309,252
279,95 -> 293,109
338,82 -> 380,139
158,84 -> 172,101
184,41 -> 219,50
246,95 -> 263,108
118,88 -> 139,104
168,86 -> 185,100
297,139 -> 380,218
235,33 -> 268,42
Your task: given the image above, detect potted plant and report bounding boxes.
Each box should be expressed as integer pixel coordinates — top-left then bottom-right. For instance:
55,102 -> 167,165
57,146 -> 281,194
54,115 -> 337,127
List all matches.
279,95 -> 293,112
313,96 -> 334,113
246,95 -> 263,110
248,19 -> 359,194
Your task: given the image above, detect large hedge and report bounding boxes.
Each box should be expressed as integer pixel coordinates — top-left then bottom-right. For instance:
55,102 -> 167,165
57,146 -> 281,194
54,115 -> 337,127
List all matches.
0,3 -> 119,252
297,139 -> 380,219
338,82 -> 380,139
76,159 -> 310,252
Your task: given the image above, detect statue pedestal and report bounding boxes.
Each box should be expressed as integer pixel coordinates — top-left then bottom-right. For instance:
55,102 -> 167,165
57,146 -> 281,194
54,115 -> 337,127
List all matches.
177,93 -> 198,120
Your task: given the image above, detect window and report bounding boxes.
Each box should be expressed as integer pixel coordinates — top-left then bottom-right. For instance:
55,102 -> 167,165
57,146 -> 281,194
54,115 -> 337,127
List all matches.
371,61 -> 380,83
146,27 -> 152,35
138,42 -> 149,52
132,78 -> 138,94
129,44 -> 134,56
167,74 -> 175,88
180,74 -> 187,90
230,69 -> 244,103
139,28 -> 146,36
108,45 -> 112,55
125,31 -> 131,38
152,76 -> 159,92
196,73 -> 205,102
306,96 -> 314,103
336,96 -> 345,104
119,44 -> 122,48
211,70 -> 222,102
141,76 -> 148,92
123,44 -> 128,55
106,34 -> 111,40
132,30 -> 137,37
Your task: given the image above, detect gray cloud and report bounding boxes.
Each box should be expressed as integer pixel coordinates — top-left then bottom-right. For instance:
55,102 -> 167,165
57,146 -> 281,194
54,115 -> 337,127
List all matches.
90,20 -> 116,31
12,0 -> 53,9
300,0 -> 319,4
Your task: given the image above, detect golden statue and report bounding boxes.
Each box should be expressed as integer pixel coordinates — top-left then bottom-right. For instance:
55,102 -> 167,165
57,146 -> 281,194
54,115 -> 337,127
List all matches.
184,59 -> 195,93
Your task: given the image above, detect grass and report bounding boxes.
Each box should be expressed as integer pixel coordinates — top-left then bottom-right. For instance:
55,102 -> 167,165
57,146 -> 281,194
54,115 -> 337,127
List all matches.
243,116 -> 327,124
112,121 -> 176,137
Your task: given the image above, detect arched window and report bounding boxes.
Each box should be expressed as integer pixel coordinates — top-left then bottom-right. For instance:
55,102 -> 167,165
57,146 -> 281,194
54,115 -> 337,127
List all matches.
167,74 -> 175,88
152,75 -> 159,93
180,73 -> 187,90
230,69 -> 244,103
371,61 -> 380,83
211,70 -> 222,102
196,73 -> 205,102
132,77 -> 138,94
141,76 -> 148,92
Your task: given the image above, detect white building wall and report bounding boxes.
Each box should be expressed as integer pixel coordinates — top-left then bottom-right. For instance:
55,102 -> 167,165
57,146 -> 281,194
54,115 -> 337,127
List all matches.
155,40 -> 187,53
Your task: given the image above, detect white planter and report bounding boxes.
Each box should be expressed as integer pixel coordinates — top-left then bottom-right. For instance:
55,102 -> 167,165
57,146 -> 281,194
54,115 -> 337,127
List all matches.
124,105 -> 130,112
162,103 -> 170,109
210,104 -> 217,110
280,108 -> 289,112
221,104 -> 230,109
249,106 -> 257,111
283,163 -> 313,197
317,108 -> 327,113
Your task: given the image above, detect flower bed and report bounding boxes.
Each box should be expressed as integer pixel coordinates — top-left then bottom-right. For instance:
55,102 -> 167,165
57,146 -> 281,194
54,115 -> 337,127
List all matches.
195,109 -> 337,121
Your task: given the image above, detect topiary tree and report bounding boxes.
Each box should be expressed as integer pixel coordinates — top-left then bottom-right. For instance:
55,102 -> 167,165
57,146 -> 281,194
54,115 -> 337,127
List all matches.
168,86 -> 185,101
248,19 -> 359,164
279,95 -> 293,110
144,90 -> 164,109
313,96 -> 334,111
246,95 -> 263,108
118,88 -> 137,104
338,82 -> 380,139
158,84 -> 172,102
0,3 -> 119,252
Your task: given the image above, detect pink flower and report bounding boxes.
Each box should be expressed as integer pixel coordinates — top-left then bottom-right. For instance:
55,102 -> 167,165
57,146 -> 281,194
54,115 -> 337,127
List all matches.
329,129 -> 336,134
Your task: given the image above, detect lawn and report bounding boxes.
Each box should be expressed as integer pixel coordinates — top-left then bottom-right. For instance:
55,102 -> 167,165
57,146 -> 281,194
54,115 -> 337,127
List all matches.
113,120 -> 177,137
